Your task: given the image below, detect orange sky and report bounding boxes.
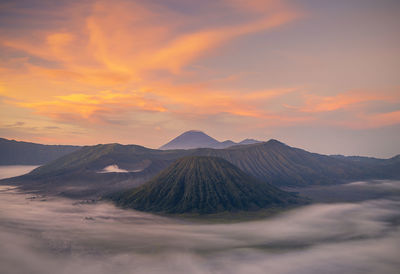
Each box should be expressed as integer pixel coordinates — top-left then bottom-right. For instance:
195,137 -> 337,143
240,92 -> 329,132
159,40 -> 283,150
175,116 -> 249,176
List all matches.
1,0 -> 399,157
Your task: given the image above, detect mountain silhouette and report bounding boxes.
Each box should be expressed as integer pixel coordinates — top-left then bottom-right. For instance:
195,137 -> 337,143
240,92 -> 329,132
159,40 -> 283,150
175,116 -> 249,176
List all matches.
3,138 -> 400,199
0,137 -> 80,165
111,156 -> 304,214
159,130 -> 260,150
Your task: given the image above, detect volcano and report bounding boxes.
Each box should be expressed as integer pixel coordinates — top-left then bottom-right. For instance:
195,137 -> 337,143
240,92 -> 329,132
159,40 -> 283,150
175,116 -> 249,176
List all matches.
111,156 -> 304,214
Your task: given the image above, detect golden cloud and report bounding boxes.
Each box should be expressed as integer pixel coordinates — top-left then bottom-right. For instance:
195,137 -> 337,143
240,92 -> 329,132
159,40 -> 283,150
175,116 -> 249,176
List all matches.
1,0 -> 398,146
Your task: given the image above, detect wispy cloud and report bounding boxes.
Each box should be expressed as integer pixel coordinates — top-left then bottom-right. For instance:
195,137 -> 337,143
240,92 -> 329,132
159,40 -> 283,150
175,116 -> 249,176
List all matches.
0,0 -> 399,152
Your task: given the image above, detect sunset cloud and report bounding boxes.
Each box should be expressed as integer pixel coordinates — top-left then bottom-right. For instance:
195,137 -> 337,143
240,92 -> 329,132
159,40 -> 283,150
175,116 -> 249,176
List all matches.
298,89 -> 397,113
16,90 -> 166,125
1,0 -> 303,125
0,0 -> 399,156
1,0 -> 300,85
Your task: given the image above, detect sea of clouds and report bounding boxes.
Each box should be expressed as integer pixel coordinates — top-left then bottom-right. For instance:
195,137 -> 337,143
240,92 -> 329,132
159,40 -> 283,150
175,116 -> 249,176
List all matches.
1,177 -> 400,274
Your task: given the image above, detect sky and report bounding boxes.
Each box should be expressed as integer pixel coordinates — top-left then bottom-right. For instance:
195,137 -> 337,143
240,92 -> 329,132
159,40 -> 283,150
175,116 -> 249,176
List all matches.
0,0 -> 399,157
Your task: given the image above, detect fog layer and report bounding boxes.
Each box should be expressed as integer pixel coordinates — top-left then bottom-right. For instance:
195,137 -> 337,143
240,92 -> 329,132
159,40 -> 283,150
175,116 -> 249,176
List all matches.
0,165 -> 39,179
1,179 -> 400,274
98,164 -> 130,173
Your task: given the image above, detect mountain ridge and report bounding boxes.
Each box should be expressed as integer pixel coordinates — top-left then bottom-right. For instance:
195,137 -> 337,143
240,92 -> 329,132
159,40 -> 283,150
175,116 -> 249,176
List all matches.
159,130 -> 261,150
0,137 -> 80,165
3,138 -> 400,199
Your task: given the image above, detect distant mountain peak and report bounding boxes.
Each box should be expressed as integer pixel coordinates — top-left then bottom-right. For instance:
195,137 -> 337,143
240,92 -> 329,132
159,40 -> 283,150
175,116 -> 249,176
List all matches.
263,139 -> 286,146
159,130 -> 220,150
239,138 -> 261,145
185,130 -> 205,133
221,140 -> 235,145
159,130 -> 261,150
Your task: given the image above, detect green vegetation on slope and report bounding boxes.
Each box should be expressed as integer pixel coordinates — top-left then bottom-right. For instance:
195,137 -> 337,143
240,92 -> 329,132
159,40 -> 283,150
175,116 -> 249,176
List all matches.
110,156 -> 306,214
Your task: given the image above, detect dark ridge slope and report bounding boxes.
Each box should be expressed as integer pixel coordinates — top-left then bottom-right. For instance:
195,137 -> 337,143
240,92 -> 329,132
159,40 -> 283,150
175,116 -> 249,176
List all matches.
28,143 -> 177,177
0,137 -> 80,165
194,139 -> 379,186
3,140 -> 399,199
111,156 -> 303,214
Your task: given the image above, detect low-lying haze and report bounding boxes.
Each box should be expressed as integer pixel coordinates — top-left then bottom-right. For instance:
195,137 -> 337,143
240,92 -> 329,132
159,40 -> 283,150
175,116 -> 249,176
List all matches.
0,165 -> 39,179
0,171 -> 399,274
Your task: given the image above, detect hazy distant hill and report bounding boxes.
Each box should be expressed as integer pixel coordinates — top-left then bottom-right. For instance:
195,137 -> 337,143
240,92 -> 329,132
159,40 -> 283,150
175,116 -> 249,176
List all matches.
159,130 -> 260,150
110,156 -> 304,214
0,138 -> 80,165
3,139 -> 399,198
238,138 -> 261,145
